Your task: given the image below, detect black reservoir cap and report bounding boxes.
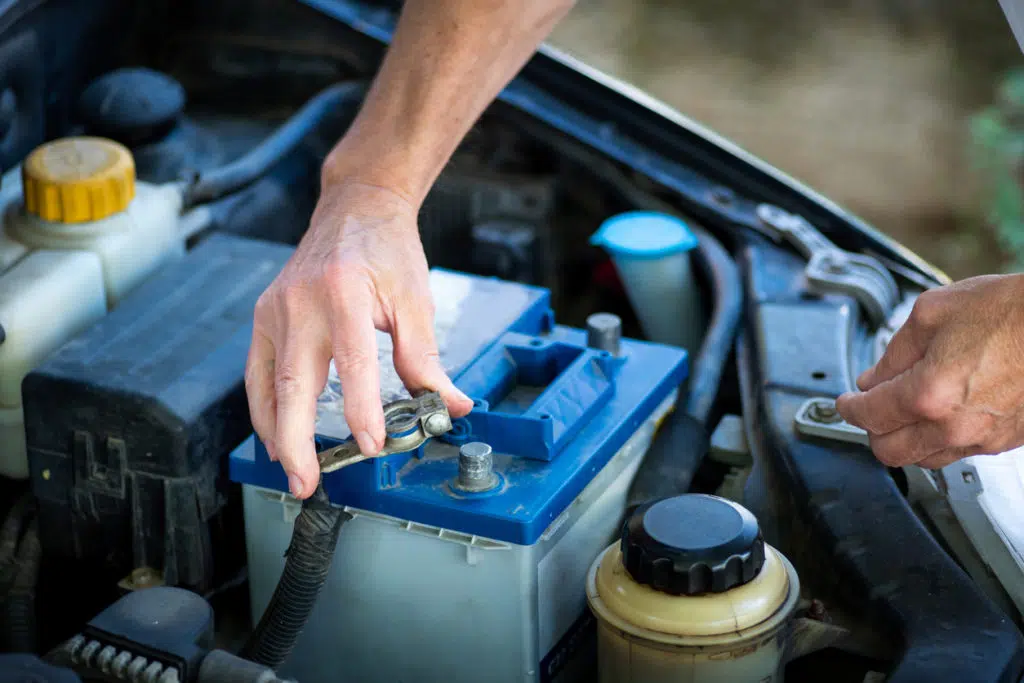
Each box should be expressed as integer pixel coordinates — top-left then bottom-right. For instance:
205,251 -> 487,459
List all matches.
78,68 -> 185,146
621,493 -> 765,596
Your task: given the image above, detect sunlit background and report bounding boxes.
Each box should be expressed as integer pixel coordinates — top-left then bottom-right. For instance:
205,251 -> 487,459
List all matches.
549,0 -> 1024,280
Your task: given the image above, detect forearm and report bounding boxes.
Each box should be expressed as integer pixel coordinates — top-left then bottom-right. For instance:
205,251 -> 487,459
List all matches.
322,0 -> 574,205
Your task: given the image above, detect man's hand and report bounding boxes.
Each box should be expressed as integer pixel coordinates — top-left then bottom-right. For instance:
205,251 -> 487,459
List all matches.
245,181 -> 473,499
836,274 -> 1024,469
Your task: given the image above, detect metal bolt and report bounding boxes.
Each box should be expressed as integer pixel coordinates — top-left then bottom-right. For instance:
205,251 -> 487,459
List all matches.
424,412 -> 451,437
586,313 -> 622,355
821,252 -> 849,274
807,401 -> 841,424
456,442 -> 498,492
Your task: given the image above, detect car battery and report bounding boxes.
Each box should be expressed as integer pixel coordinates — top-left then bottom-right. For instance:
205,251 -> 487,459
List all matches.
23,233 -> 294,592
230,269 -> 689,683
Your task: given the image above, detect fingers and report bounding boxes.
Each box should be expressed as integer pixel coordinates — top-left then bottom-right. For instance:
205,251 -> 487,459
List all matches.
836,364 -> 926,435
245,329 -> 279,461
329,284 -> 386,456
274,324 -> 331,499
857,318 -> 932,391
390,291 -> 473,419
918,447 -> 976,470
867,421 -> 951,467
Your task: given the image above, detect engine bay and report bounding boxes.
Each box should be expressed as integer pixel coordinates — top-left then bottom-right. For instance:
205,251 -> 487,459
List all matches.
3,1 -> 1024,682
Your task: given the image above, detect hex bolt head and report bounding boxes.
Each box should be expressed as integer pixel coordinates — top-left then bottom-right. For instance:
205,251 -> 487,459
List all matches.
808,400 -> 841,424
456,441 -> 498,493
586,312 -> 622,355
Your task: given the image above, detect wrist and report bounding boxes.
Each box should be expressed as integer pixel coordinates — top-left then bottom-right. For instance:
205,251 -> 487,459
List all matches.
321,119 -> 441,209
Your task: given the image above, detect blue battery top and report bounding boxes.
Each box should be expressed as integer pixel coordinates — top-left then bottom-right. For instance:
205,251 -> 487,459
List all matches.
229,269 -> 688,545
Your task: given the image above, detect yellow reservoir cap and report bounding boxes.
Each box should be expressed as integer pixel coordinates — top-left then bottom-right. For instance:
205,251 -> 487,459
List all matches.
22,137 -> 136,223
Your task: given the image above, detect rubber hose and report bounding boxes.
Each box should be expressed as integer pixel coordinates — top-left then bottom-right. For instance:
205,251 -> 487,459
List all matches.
625,411 -> 710,513
240,483 -> 350,670
509,121 -> 743,425
683,224 -> 742,425
2,520 -> 40,654
624,224 -> 741,508
521,138 -> 743,504
185,81 -> 366,206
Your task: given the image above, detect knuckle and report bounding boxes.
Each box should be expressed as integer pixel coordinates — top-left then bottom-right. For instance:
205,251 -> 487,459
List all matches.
940,419 -> 974,448
254,290 -> 275,320
280,282 -> 310,310
274,370 -> 305,401
912,376 -> 955,420
334,347 -> 374,376
908,291 -> 942,328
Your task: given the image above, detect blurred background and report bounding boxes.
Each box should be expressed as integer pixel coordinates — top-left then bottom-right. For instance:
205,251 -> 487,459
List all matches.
547,0 -> 1024,280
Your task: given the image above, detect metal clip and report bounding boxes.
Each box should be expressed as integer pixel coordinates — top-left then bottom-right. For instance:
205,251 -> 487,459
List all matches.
793,398 -> 870,448
317,391 -> 454,474
756,204 -> 900,327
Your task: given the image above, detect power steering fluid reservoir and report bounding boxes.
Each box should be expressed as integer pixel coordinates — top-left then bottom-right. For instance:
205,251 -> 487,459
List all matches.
587,494 -> 801,683
0,137 -> 184,479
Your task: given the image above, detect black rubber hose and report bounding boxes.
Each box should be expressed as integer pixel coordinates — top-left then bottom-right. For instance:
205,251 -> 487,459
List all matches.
683,224 -> 743,425
625,412 -> 710,512
1,520 -> 40,654
185,81 -> 366,207
509,120 -> 744,426
240,483 -> 350,671
531,144 -> 743,507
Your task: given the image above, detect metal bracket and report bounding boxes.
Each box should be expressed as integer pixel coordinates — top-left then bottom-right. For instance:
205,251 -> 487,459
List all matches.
317,391 -> 453,474
793,398 -> 869,447
756,204 -> 900,327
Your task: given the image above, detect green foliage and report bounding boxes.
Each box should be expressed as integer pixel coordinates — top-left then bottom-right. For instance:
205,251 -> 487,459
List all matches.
969,69 -> 1024,272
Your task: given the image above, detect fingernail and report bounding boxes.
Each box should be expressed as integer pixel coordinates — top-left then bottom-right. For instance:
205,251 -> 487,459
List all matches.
288,473 -> 305,497
356,431 -> 379,456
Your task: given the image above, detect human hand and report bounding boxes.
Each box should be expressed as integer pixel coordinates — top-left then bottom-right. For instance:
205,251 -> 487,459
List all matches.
836,274 -> 1024,469
244,180 -> 473,499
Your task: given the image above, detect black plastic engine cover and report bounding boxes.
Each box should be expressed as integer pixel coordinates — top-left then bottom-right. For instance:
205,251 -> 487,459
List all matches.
738,240 -> 1024,683
23,233 -> 293,591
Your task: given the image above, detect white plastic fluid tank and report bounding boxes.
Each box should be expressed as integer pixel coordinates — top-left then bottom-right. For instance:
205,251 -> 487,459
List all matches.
590,211 -> 701,353
586,494 -> 801,683
0,137 -> 184,479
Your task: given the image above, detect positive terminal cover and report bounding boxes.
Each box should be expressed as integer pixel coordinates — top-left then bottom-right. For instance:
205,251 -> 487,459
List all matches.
621,493 -> 765,596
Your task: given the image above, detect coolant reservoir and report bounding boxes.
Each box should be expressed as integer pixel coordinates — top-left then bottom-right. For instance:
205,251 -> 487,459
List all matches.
587,494 -> 801,683
0,137 -> 184,479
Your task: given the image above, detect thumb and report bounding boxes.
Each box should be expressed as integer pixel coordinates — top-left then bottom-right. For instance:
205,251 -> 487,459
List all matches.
391,293 -> 473,418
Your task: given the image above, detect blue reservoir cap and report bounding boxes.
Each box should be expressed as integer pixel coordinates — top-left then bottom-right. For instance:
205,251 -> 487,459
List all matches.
590,211 -> 698,260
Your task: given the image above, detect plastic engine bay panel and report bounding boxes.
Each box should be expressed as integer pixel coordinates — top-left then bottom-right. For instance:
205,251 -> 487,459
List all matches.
739,240 -> 1024,682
